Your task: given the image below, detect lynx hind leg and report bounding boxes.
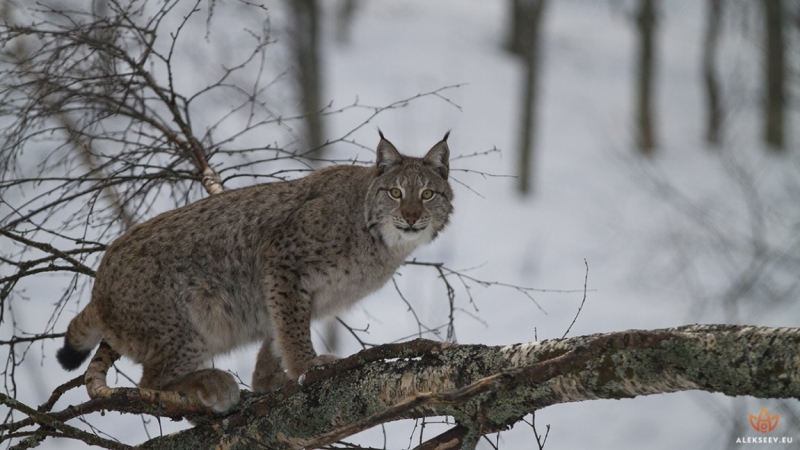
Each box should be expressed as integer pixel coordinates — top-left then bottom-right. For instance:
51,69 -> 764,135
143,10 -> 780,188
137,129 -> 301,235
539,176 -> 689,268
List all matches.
251,338 -> 289,393
141,365 -> 240,414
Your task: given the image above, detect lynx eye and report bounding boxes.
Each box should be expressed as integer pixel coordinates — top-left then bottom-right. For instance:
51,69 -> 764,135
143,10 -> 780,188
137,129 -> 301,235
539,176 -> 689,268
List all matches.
389,188 -> 403,199
421,189 -> 434,200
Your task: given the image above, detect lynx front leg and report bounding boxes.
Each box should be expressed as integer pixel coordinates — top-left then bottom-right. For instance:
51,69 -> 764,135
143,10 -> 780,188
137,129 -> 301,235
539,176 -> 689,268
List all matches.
266,275 -> 332,379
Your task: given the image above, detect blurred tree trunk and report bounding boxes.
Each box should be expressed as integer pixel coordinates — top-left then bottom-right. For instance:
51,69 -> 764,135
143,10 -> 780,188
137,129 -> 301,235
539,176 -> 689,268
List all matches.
635,0 -> 658,154
289,0 -> 327,158
702,0 -> 723,147
515,0 -> 548,196
335,0 -> 358,45
505,0 -> 525,56
322,320 -> 340,355
762,0 -> 786,151
290,0 -> 338,347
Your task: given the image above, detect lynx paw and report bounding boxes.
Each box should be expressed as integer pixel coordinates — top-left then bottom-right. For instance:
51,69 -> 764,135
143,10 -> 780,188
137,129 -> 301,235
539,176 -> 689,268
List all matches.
252,369 -> 290,393
295,354 -> 340,385
171,369 -> 240,413
310,354 -> 339,367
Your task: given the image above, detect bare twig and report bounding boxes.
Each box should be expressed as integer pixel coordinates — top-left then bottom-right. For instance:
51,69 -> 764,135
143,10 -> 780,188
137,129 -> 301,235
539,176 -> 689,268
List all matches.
0,392 -> 136,449
530,411 -> 550,450
561,259 -> 589,339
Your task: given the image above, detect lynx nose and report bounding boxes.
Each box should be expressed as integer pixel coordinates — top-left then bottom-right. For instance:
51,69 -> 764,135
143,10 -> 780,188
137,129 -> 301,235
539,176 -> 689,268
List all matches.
403,211 -> 419,226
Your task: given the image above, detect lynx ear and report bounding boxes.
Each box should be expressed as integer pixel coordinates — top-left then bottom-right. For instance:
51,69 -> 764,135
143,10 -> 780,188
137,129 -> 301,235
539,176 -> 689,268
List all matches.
376,130 -> 403,175
423,131 -> 450,179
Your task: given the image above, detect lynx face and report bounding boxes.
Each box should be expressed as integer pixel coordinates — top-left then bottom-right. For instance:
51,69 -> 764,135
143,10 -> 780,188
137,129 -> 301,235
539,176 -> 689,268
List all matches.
366,133 -> 454,249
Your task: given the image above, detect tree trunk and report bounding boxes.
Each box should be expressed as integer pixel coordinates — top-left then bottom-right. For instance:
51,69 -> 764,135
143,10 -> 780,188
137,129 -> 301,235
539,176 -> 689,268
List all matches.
635,0 -> 658,154
289,0 -> 327,158
763,0 -> 786,151
505,0 -> 525,56
515,0 -> 548,196
702,0 -> 723,147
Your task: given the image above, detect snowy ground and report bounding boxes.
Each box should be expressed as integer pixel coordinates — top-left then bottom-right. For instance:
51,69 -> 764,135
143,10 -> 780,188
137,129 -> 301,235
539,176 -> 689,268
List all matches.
3,0 -> 798,448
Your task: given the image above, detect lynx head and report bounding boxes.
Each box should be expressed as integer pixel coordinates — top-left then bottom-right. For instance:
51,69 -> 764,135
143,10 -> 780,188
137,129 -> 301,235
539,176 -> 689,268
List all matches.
365,131 -> 454,250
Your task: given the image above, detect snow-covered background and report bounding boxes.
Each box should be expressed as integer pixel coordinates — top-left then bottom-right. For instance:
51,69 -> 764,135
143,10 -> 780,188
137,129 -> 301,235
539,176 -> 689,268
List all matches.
2,0 -> 798,448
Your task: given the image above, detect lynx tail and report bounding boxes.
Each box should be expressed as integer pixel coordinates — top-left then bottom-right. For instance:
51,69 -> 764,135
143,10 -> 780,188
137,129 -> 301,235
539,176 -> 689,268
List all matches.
56,305 -> 102,371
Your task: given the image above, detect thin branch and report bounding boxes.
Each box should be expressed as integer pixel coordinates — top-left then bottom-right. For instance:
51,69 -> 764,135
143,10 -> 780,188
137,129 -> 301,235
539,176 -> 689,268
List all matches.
0,393 -> 136,450
0,229 -> 96,277
38,375 -> 83,413
0,333 -> 64,346
561,259 -> 589,339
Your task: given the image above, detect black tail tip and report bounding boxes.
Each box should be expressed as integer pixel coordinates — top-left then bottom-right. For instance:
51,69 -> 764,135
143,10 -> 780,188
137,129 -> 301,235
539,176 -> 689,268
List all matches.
56,341 -> 91,371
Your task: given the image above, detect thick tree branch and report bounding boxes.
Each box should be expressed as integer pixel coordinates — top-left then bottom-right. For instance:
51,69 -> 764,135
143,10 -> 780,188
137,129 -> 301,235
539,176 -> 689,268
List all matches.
4,325 -> 796,449
122,324 -> 796,449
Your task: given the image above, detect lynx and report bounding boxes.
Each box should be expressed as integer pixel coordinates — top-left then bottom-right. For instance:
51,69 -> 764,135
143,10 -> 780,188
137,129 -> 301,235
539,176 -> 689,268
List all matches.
57,132 -> 454,413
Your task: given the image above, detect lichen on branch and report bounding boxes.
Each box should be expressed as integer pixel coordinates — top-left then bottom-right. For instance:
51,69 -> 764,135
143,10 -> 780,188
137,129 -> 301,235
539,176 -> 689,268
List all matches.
133,324 -> 799,449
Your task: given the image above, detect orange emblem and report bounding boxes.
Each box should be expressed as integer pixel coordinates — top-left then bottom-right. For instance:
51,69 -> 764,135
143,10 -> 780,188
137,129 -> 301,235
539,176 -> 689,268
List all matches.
749,408 -> 779,434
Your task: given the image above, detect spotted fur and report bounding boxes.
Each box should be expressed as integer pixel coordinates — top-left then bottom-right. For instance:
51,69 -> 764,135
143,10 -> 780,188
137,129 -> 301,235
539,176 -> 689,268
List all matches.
57,133 -> 454,413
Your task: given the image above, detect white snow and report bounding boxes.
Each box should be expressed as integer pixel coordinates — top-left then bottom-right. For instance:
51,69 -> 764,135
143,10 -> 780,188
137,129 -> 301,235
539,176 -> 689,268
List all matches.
2,0 -> 798,449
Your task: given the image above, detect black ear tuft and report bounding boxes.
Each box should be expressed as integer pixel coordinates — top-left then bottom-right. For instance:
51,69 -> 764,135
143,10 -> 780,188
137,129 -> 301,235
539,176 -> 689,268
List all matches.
423,135 -> 450,180
376,132 -> 402,175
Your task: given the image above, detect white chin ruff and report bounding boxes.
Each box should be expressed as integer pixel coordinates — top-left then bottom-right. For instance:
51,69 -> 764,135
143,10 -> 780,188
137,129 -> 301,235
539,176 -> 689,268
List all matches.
379,222 -> 434,249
